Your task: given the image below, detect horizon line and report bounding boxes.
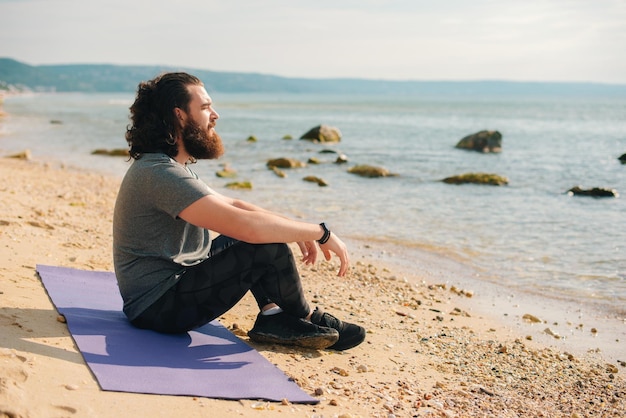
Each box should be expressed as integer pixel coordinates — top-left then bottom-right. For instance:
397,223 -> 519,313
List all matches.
2,57 -> 625,87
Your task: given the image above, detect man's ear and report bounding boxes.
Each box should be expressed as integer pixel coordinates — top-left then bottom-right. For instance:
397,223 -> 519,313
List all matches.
174,107 -> 186,125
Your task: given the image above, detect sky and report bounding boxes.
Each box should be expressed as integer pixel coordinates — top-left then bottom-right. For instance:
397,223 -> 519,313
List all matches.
1,0 -> 625,84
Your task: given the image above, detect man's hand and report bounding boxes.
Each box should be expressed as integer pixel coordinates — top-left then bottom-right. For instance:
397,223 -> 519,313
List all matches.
319,233 -> 350,277
297,233 -> 349,276
297,241 -> 318,265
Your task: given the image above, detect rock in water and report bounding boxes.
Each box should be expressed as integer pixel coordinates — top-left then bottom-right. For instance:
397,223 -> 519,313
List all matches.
456,130 -> 502,153
567,186 -> 618,198
266,157 -> 306,169
300,125 -> 342,143
442,172 -> 508,186
348,165 -> 393,178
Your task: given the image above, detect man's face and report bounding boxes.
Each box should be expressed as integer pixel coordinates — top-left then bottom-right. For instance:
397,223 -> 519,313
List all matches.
181,117 -> 224,160
180,85 -> 224,160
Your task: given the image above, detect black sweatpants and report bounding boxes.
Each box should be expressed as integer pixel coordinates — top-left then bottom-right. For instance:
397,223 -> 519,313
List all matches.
131,235 -> 311,333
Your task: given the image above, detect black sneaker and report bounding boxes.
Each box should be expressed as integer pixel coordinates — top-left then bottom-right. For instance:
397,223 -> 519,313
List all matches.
248,312 -> 339,350
310,308 -> 366,351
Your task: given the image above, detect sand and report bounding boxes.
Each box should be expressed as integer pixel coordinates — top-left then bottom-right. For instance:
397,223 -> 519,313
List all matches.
0,156 -> 624,418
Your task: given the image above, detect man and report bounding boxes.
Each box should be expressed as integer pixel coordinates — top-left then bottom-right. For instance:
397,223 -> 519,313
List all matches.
113,72 -> 365,351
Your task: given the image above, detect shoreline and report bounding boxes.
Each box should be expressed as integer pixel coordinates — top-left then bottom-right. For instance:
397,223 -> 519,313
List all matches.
10,149 -> 623,364
349,237 -> 625,365
1,155 -> 624,417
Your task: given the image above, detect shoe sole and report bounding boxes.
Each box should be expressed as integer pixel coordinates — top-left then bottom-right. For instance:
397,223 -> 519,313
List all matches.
248,332 -> 339,350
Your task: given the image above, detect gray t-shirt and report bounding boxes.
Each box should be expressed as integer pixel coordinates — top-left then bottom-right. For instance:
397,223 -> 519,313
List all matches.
113,153 -> 213,320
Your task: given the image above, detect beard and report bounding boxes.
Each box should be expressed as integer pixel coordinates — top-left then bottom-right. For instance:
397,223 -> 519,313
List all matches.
181,118 -> 224,160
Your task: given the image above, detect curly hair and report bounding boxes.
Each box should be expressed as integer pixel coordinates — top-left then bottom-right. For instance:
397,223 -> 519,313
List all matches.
125,72 -> 203,160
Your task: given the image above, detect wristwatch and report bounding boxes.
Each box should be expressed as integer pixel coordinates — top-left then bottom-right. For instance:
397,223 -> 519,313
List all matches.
317,222 -> 331,244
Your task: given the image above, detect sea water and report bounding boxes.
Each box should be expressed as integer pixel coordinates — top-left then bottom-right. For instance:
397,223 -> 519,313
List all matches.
1,91 -> 625,322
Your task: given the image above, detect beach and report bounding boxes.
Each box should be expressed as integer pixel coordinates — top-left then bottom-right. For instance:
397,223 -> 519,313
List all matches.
1,155 -> 624,417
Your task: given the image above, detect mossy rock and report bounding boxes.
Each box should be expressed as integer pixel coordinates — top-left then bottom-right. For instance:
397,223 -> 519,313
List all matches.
266,157 -> 306,169
303,176 -> 328,187
300,125 -> 342,143
216,168 -> 237,178
6,149 -> 31,160
92,148 -> 129,157
282,134 -> 293,140
225,181 -> 252,190
442,172 -> 508,186
272,167 -> 286,178
335,154 -> 349,164
348,164 -> 392,178
246,135 -> 258,142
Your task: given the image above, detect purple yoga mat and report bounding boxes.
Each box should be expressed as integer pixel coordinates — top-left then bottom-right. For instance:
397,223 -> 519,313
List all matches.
36,264 -> 318,404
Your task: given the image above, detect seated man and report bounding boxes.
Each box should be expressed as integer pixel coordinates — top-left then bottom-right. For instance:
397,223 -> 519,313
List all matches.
112,72 -> 365,351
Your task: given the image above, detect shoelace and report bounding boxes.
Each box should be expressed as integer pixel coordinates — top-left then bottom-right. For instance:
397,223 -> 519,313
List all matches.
319,312 -> 341,330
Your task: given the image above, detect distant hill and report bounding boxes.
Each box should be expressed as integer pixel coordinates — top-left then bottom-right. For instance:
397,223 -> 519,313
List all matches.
1,57 -> 625,97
